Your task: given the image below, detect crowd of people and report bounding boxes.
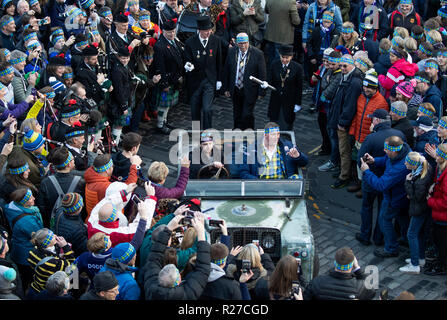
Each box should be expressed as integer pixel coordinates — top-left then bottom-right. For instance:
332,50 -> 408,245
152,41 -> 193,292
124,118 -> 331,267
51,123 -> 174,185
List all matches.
0,0 -> 445,301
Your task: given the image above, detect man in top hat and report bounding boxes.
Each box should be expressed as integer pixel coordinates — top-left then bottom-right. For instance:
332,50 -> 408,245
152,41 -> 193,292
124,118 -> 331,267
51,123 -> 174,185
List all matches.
184,15 -> 222,130
109,12 -> 140,54
267,45 -> 304,131
223,32 -> 266,130
64,125 -> 97,173
75,43 -> 106,106
153,19 -> 185,135
48,99 -> 82,144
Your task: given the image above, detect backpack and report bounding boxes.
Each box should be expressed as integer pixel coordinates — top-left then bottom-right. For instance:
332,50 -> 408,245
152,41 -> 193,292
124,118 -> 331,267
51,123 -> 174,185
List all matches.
48,175 -> 81,230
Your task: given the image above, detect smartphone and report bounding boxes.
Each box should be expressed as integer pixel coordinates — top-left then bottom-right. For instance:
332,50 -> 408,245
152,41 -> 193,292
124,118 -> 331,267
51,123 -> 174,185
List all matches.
362,154 -> 369,162
241,260 -> 251,273
209,219 -> 222,227
131,194 -> 141,205
180,216 -> 193,226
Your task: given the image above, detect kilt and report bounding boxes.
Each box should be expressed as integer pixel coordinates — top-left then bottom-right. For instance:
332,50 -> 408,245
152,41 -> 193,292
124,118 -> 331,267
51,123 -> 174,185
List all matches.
155,86 -> 179,108
112,108 -> 133,127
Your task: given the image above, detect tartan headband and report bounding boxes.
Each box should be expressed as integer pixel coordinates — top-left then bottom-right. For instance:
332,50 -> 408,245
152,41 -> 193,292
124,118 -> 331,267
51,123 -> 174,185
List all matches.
55,151 -> 74,169
437,147 -> 447,160
61,108 -> 81,118
265,127 -> 280,134
76,40 -> 89,48
102,235 -> 109,252
46,91 -> 56,99
391,105 -> 407,117
24,32 -> 37,42
139,14 -> 150,21
51,29 -> 64,37
102,205 -> 118,223
328,56 -> 340,63
236,35 -> 249,43
9,163 -> 29,175
439,119 -> 447,129
400,0 -> 413,4
52,35 -> 64,45
419,44 -> 433,56
356,59 -> 368,69
414,75 -> 430,84
41,230 -> 55,248
384,142 -> 403,152
405,154 -> 420,166
94,159 -> 113,173
211,257 -> 227,266
9,56 -> 26,65
116,244 -> 136,263
342,27 -> 354,34
3,49 -> 9,56
100,10 -> 112,17
0,66 -> 14,77
18,188 -> 32,206
63,195 -> 84,213
0,16 -> 13,28
63,72 -> 73,79
411,31 -> 424,39
418,105 -> 434,117
437,50 -> 447,57
128,0 -> 139,6
322,14 -> 334,22
340,57 -> 355,65
426,33 -> 436,45
334,261 -> 354,271
425,61 -> 439,70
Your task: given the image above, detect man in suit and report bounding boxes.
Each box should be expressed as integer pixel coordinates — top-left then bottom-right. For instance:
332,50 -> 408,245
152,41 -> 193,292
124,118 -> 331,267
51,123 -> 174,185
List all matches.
184,15 -> 222,130
153,19 -> 185,134
267,45 -> 304,131
109,12 -> 140,54
223,33 -> 266,130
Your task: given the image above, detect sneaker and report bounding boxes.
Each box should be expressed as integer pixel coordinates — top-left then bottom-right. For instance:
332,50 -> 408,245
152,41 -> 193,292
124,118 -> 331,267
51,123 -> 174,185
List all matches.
318,160 -> 337,172
355,233 -> 371,246
399,263 -> 420,274
374,248 -> 399,258
405,258 -> 425,267
331,178 -> 349,189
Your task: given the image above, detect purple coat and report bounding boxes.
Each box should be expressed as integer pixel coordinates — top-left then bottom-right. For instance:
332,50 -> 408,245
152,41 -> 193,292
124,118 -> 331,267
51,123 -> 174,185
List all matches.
0,100 -> 29,120
154,166 -> 190,199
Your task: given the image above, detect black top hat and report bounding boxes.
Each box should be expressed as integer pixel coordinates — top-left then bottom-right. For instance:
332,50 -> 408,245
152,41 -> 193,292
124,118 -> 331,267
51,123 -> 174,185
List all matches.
48,55 -> 66,66
162,19 -> 176,31
279,45 -> 294,56
196,15 -> 213,30
82,44 -> 99,56
114,12 -> 128,23
117,45 -> 130,57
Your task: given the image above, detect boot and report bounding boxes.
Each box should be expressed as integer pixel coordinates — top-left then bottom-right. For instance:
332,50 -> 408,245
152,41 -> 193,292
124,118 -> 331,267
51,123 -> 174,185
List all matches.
142,111 -> 151,122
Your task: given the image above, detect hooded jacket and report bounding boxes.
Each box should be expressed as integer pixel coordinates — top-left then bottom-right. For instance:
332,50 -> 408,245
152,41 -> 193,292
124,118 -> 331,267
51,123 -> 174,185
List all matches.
428,168 -> 447,223
422,85 -> 444,119
378,58 -> 418,98
199,263 -> 242,300
362,142 -> 411,208
99,259 -> 140,300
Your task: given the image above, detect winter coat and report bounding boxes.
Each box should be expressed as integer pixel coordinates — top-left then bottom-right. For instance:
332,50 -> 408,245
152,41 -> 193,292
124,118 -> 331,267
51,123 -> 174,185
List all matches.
229,0 -> 265,39
53,211 -> 88,256
303,269 -> 376,300
392,117 -> 415,149
405,164 -> 434,217
308,25 -> 340,63
12,68 -> 34,104
374,52 -> 392,76
378,58 -> 418,99
84,165 -> 138,216
428,168 -> 447,222
389,7 -> 422,33
36,172 -> 85,227
264,0 -> 300,45
153,166 -> 189,200
199,263 -> 242,300
351,2 -> 389,41
327,67 -> 363,130
363,142 -> 411,208
319,68 -> 342,112
302,1 -> 342,44
422,85 -> 443,119
99,259 -> 140,300
74,249 -> 112,282
349,91 -> 389,143
0,99 -> 29,121
143,227 -> 210,300
4,203 -> 43,265
413,130 -> 439,169
79,289 -> 108,300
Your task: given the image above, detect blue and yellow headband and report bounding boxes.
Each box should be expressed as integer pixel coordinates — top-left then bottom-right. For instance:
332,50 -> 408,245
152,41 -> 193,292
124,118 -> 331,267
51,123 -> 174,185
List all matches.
328,56 -> 340,63
211,257 -> 227,266
340,57 -> 355,65
437,147 -> 447,160
9,56 -> 26,65
400,0 -> 412,4
265,127 -> 280,134
94,159 -> 113,173
9,163 -> 29,175
426,61 -> 439,70
1,16 -> 13,28
0,66 -> 14,77
63,72 -> 73,79
414,75 -> 430,84
439,119 -> 447,129
76,40 -> 89,48
419,105 -> 434,117
101,205 -> 118,223
18,188 -> 32,206
438,50 -> 447,57
139,14 -> 150,21
236,35 -> 249,43
100,10 -> 112,17
61,108 -> 81,118
411,31 -> 424,40
391,105 -> 407,117
419,44 -> 432,56
342,27 -> 354,34
384,142 -> 403,152
439,8 -> 447,19
356,59 -> 368,69
55,151 -> 74,169
52,35 -> 64,45
334,261 -> 354,271
405,154 -> 420,166
426,33 -> 436,45
42,230 -> 55,248
45,91 -> 56,99
65,130 -> 84,139
173,268 -> 181,287
24,32 -> 37,43
322,14 -> 334,22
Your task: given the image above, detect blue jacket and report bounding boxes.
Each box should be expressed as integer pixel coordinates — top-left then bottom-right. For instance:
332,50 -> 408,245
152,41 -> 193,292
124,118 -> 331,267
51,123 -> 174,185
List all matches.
238,139 -> 308,179
374,52 -> 391,76
302,1 -> 343,44
363,142 -> 411,208
357,122 -> 406,193
5,202 -> 44,265
100,259 -> 141,300
74,249 -> 112,282
423,85 -> 443,119
413,129 -> 439,169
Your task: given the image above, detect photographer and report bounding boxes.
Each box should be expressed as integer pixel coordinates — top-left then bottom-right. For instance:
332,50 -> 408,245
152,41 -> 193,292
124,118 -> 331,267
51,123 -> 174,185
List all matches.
64,125 -> 98,174
143,212 -> 211,300
254,255 -> 304,300
303,247 -> 376,300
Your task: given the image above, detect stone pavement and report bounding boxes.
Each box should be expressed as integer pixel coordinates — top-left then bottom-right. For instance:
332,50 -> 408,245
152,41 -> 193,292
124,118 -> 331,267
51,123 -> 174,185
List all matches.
136,83 -> 447,300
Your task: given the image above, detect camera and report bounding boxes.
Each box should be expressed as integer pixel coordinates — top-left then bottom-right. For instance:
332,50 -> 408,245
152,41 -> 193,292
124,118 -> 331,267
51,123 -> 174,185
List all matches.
290,281 -> 302,300
180,210 -> 195,226
209,219 -> 222,227
241,260 -> 251,273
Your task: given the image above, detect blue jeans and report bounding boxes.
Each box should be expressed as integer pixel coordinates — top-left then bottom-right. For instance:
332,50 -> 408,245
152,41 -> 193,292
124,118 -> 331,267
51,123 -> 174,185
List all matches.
359,186 -> 384,244
407,214 -> 428,266
378,199 -> 399,253
326,127 -> 340,166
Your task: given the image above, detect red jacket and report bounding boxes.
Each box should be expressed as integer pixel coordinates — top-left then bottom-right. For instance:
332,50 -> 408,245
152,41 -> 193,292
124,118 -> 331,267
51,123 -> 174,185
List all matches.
349,91 -> 389,143
428,168 -> 447,222
378,58 -> 418,98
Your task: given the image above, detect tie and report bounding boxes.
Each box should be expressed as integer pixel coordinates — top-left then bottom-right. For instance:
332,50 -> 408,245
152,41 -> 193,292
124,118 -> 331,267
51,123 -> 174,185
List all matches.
281,65 -> 287,77
124,34 -> 128,43
202,39 -> 207,47
236,53 -> 246,89
170,39 -> 177,49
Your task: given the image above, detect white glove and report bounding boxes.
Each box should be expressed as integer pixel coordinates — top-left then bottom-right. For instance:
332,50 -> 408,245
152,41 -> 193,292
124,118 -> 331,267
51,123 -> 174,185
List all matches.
184,62 -> 194,72
294,105 -> 302,112
216,81 -> 222,90
260,81 -> 269,89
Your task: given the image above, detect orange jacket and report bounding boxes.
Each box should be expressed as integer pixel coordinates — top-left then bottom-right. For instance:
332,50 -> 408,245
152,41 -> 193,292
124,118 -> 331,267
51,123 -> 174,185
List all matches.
349,91 -> 389,143
83,164 -> 139,220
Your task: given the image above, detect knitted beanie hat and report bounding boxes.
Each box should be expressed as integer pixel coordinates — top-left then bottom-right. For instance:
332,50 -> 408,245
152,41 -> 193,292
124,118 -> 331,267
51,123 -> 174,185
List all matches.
439,5 -> 447,18
0,265 -> 16,290
93,271 -> 118,293
396,81 -> 415,98
363,69 -> 379,88
23,130 -> 44,151
62,193 -> 83,214
111,242 -> 136,265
